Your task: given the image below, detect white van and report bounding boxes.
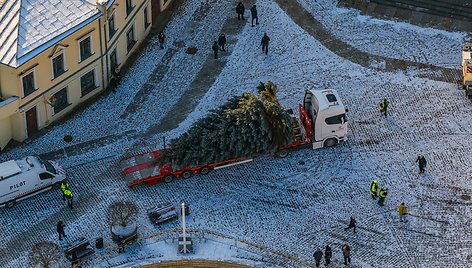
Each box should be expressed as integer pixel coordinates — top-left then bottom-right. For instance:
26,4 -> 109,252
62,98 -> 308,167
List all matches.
304,89 -> 348,149
0,156 -> 66,208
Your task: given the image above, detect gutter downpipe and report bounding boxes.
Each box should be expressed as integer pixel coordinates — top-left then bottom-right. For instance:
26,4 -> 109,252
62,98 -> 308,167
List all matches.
97,2 -> 108,91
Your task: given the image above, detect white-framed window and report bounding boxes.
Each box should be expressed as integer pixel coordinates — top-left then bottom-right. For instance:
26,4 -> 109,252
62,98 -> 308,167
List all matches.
52,87 -> 69,115
21,68 -> 37,97
108,10 -> 117,39
109,44 -> 120,73
80,68 -> 99,97
51,50 -> 67,79
78,33 -> 94,62
143,6 -> 150,30
126,0 -> 134,16
126,22 -> 136,53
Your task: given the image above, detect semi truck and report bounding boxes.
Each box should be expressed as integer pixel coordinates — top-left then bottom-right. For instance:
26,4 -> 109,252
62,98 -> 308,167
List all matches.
462,43 -> 472,98
120,89 -> 348,188
0,156 -> 66,208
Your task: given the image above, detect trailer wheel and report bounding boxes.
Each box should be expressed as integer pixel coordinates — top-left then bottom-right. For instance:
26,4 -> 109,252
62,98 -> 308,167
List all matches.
181,170 -> 194,179
276,149 -> 289,158
163,175 -> 175,183
324,138 -> 338,147
5,200 -> 16,209
199,166 -> 211,175
52,182 -> 61,190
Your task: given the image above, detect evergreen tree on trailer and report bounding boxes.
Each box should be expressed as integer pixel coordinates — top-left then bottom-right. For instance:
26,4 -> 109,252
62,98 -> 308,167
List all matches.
158,81 -> 294,167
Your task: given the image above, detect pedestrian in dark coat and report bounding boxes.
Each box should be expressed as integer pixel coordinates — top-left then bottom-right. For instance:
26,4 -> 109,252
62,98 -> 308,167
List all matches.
218,34 -> 226,52
342,244 -> 351,265
250,5 -> 259,26
416,155 -> 427,174
236,2 -> 245,20
324,245 -> 332,266
158,32 -> 167,49
212,41 -> 219,59
109,67 -> 121,93
57,220 -> 66,240
313,248 -> 323,268
344,216 -> 356,233
261,33 -> 270,55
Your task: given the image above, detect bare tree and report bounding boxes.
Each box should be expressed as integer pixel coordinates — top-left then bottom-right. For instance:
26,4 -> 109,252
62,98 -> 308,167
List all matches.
29,241 -> 62,268
107,201 -> 139,227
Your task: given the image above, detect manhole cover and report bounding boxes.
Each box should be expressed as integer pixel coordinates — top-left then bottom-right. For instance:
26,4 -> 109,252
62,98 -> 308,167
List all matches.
460,194 -> 471,201
63,135 -> 73,142
185,47 -> 198,55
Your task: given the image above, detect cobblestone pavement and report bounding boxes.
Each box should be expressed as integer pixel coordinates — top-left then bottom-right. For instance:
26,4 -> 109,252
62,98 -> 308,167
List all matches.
1,0 -> 471,267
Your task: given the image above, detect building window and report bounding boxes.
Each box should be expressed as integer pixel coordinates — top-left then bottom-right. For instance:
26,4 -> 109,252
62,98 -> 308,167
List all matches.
79,36 -> 93,62
143,7 -> 150,29
52,53 -> 66,79
108,13 -> 116,39
52,87 -> 69,114
110,47 -> 119,71
126,25 -> 136,52
80,69 -> 97,97
126,0 -> 134,16
21,70 -> 36,97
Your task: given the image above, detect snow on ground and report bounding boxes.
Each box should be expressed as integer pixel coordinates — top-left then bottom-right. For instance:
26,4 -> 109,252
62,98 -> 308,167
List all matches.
1,0 -> 472,267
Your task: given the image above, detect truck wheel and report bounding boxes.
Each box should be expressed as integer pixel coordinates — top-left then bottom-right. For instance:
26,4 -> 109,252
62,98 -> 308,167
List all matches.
199,166 -> 211,175
324,138 -> 338,147
53,182 -> 61,190
163,174 -> 175,183
5,200 -> 15,209
181,170 -> 193,179
276,149 -> 289,158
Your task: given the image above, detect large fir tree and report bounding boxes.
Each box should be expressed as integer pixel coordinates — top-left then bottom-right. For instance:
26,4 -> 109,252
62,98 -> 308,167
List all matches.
158,81 -> 294,167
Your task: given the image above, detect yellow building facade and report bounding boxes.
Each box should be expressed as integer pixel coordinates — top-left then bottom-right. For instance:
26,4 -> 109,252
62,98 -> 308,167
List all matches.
0,0 -> 173,150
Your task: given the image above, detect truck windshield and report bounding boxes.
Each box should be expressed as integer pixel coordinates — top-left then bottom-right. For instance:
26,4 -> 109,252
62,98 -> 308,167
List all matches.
39,158 -> 56,174
325,114 -> 347,125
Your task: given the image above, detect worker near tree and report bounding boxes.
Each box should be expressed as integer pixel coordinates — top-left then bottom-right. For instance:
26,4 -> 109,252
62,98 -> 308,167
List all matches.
371,180 -> 379,199
380,98 -> 389,116
56,220 -> 66,240
416,155 -> 427,174
378,188 -> 388,206
63,189 -> 73,210
399,203 -> 408,222
313,247 -> 323,268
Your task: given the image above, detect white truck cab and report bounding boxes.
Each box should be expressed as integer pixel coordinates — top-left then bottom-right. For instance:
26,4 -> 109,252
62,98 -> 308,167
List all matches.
304,89 -> 348,149
0,156 -> 66,208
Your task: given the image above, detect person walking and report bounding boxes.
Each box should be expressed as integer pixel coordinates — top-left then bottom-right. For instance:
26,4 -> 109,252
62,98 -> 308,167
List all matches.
344,216 -> 356,233
236,2 -> 245,20
63,189 -> 73,209
378,187 -> 388,206
109,67 -> 121,93
61,180 -> 69,192
250,5 -> 259,26
371,180 -> 379,200
313,248 -> 323,268
56,220 -> 66,240
399,203 -> 408,222
212,41 -> 219,59
416,155 -> 427,174
342,244 -> 351,265
218,33 -> 227,52
324,245 -> 332,266
158,32 -> 167,49
380,98 -> 389,116
260,33 -> 270,55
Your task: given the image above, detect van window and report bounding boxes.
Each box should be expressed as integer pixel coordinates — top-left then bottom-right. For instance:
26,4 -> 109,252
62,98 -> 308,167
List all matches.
40,173 -> 54,180
42,160 -> 56,174
326,94 -> 337,103
325,114 -> 347,125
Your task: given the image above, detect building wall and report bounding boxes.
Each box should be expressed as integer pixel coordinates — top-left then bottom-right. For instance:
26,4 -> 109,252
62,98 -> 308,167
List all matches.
0,0 -> 153,151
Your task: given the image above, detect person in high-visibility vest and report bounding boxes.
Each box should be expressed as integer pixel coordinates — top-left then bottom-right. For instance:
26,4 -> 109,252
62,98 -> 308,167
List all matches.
371,180 -> 379,199
61,181 -> 69,201
378,188 -> 388,206
63,190 -> 73,210
380,99 -> 389,116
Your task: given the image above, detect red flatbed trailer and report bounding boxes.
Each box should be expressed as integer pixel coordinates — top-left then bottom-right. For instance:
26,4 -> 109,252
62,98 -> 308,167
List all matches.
120,105 -> 312,188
